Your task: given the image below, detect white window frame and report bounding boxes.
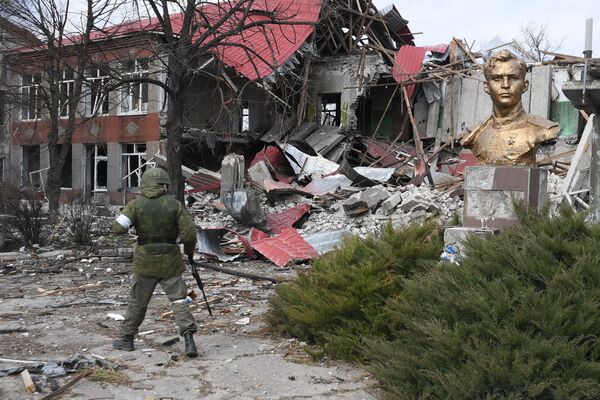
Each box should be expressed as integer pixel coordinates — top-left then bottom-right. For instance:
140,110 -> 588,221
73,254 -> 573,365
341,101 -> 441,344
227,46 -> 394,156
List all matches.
241,101 -> 250,132
122,143 -> 146,188
93,144 -> 108,192
119,59 -> 149,115
87,66 -> 110,116
59,69 -> 75,118
20,74 -> 41,121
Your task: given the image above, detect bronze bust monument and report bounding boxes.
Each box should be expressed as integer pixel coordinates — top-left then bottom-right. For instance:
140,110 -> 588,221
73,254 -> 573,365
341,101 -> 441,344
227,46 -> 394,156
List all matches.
461,50 -> 560,166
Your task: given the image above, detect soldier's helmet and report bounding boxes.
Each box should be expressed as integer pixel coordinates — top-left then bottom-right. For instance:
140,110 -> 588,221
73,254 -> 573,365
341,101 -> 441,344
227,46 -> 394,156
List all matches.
141,167 -> 171,187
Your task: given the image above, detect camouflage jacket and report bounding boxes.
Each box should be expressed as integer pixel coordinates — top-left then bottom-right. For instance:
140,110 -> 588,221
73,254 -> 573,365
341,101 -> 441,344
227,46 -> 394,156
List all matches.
112,176 -> 196,278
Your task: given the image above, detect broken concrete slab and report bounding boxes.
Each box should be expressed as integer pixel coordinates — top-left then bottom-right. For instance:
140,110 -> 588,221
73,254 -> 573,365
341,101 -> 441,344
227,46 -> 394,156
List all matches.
358,186 -> 390,209
379,192 -> 403,215
247,161 -> 273,188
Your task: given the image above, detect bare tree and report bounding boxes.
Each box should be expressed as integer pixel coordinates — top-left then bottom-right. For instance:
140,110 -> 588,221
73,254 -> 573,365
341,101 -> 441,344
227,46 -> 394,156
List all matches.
124,0 -> 306,201
0,0 -> 122,215
512,21 -> 564,62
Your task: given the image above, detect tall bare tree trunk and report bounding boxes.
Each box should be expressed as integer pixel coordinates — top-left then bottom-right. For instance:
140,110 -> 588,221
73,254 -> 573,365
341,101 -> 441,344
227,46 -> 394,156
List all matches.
165,62 -> 186,202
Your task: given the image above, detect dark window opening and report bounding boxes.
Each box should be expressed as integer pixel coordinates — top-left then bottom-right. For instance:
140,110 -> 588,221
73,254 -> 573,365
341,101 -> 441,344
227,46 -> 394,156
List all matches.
320,93 -> 341,126
60,145 -> 72,188
22,145 -> 40,187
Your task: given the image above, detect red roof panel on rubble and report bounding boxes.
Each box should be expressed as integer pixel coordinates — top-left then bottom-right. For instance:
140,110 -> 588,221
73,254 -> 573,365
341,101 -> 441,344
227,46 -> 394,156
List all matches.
251,227 -> 317,267
265,203 -> 311,234
26,0 -> 321,81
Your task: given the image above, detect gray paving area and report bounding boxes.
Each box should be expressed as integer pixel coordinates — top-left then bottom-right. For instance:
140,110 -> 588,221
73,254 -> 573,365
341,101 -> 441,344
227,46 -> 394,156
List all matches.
0,257 -> 378,399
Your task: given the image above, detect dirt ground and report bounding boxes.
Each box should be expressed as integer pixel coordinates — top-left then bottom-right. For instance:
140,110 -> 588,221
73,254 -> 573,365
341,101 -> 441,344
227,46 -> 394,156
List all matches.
0,253 -> 379,400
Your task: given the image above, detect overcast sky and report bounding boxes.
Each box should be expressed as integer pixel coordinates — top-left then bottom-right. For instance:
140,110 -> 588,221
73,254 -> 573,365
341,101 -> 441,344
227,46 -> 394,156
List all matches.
67,0 -> 599,57
384,0 -> 600,56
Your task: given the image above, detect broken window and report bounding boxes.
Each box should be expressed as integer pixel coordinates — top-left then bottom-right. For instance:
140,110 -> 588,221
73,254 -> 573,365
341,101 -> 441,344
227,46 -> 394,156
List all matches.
122,143 -> 146,188
59,69 -> 75,117
320,93 -> 341,126
240,101 -> 250,132
21,74 -> 41,120
120,59 -> 149,114
93,144 -> 108,192
59,145 -> 72,188
21,145 -> 40,187
87,65 -> 110,116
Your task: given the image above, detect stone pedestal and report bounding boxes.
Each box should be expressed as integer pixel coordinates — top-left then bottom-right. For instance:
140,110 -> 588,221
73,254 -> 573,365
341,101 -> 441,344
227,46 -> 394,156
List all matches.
463,166 -> 547,230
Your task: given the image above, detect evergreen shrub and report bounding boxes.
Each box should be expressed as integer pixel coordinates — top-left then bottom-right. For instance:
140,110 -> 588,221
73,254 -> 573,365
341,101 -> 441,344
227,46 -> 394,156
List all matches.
369,207 -> 600,399
267,220 -> 443,360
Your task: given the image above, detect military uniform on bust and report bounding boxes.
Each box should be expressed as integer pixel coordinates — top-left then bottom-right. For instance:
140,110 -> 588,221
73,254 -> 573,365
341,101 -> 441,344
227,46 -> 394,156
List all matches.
111,168 -> 199,357
461,50 -> 560,166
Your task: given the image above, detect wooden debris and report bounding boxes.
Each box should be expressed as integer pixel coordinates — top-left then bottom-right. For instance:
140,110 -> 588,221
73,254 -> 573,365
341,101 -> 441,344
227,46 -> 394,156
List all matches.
39,370 -> 91,400
0,328 -> 27,334
20,369 -> 36,393
160,296 -> 223,319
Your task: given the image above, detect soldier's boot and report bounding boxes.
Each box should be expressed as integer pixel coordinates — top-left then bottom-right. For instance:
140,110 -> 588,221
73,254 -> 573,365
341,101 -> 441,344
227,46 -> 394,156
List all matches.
184,332 -> 198,357
112,335 -> 134,352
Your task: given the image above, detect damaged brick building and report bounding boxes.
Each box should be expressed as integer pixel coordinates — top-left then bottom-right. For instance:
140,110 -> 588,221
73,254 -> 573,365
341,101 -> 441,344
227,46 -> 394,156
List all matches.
1,0 -> 419,205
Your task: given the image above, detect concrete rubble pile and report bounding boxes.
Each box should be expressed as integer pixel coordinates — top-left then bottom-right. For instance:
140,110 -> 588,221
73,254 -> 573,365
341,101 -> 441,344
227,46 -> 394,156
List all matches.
182,137 -> 561,269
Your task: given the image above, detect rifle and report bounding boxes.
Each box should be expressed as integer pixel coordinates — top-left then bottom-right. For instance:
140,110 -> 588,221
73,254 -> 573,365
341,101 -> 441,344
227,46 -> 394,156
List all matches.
188,255 -> 213,316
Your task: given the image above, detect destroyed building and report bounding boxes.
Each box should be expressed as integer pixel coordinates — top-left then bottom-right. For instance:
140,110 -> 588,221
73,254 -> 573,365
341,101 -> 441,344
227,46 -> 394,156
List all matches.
0,0 -> 419,205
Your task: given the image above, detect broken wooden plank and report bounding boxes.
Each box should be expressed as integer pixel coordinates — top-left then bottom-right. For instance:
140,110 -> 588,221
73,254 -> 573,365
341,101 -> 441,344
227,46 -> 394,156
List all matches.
39,370 -> 91,400
20,369 -> 36,393
160,296 -> 223,319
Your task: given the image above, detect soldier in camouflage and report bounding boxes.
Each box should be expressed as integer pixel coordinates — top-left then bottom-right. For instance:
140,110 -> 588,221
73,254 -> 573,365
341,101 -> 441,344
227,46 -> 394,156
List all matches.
112,167 -> 199,357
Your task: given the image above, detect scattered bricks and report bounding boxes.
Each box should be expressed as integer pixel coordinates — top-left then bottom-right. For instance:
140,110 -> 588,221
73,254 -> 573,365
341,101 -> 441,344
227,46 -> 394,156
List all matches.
379,192 -> 403,215
220,154 -> 245,201
248,161 -> 272,188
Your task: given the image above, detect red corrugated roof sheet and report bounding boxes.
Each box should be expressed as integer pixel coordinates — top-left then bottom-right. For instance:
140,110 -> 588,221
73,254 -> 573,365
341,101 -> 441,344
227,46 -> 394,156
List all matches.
21,0 -> 321,81
251,227 -> 317,267
265,203 -> 311,234
392,45 -> 427,94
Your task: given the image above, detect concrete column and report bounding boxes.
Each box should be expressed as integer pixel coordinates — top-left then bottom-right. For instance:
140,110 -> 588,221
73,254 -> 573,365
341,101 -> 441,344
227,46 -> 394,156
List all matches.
106,142 -> 121,192
145,140 -> 160,161
220,154 -> 244,200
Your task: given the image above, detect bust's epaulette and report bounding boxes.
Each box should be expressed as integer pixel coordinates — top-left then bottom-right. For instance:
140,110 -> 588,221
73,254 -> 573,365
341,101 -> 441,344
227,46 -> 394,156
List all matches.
461,116 -> 492,146
526,113 -> 559,129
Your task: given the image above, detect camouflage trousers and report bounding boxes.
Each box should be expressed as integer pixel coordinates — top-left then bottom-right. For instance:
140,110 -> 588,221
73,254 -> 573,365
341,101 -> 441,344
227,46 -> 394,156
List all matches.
121,273 -> 197,336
